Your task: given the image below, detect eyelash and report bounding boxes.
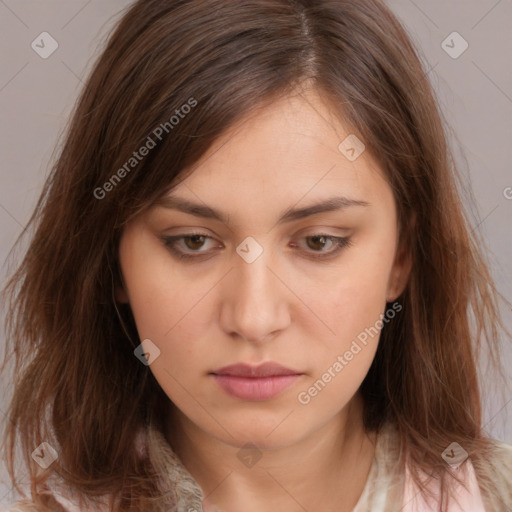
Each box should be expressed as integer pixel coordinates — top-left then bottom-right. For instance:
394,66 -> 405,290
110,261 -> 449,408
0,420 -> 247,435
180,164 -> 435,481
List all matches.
161,232 -> 352,261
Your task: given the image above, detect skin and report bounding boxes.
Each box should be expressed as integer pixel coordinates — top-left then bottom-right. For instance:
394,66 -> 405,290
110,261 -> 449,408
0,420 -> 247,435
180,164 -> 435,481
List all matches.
117,87 -> 412,512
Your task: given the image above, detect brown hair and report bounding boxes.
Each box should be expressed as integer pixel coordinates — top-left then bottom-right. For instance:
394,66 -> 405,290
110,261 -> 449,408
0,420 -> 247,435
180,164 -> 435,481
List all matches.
1,0 -> 510,510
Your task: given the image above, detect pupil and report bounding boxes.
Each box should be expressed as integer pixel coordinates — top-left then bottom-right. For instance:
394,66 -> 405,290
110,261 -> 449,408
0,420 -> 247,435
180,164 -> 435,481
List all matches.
310,236 -> 326,250
188,235 -> 204,249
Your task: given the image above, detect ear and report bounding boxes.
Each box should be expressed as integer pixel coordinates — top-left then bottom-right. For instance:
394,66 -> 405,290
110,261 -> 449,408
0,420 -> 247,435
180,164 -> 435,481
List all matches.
114,264 -> 130,303
116,285 -> 130,303
386,215 -> 414,302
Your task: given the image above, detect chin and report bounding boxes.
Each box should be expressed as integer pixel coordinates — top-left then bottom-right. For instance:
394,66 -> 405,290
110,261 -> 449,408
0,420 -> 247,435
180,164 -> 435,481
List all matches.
218,413 -> 307,449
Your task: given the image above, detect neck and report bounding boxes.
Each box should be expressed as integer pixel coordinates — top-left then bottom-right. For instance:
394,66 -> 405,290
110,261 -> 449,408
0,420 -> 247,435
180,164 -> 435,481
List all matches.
165,393 -> 377,512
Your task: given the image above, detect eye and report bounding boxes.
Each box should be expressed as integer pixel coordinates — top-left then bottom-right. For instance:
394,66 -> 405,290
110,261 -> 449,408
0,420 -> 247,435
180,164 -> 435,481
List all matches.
161,232 -> 352,261
291,234 -> 353,259
162,232 -> 218,260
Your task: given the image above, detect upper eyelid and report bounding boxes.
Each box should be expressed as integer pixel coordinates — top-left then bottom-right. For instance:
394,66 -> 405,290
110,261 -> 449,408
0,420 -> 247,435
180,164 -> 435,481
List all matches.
162,232 -> 350,255
163,225 -> 351,238
164,231 -> 347,243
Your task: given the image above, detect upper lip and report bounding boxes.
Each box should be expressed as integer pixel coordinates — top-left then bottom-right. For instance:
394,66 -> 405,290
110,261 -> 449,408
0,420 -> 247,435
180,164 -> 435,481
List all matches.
211,362 -> 303,378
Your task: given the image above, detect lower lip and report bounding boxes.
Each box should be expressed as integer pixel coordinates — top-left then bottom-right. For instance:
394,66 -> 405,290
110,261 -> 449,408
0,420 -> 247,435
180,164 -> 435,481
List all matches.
211,374 -> 302,400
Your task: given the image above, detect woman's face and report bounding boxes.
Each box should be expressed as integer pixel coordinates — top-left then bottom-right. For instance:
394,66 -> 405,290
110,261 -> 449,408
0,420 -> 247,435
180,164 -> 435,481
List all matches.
118,88 -> 411,450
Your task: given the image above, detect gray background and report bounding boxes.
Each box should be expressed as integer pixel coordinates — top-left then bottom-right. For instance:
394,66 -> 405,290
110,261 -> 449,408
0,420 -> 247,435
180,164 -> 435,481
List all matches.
0,0 -> 511,508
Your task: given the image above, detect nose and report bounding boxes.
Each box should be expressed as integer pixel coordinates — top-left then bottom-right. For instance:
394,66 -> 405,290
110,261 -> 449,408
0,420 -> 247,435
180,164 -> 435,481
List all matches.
218,243 -> 291,344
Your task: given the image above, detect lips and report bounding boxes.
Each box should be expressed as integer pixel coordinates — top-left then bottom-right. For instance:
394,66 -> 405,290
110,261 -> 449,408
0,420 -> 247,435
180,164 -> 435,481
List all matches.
211,362 -> 302,378
210,362 -> 304,400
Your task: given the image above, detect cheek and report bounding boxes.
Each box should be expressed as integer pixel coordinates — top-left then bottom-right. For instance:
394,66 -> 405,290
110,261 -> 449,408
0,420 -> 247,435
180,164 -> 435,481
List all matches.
331,279 -> 387,337
126,273 -> 210,377
294,278 -> 389,413
122,264 -> 219,381
120,230 -> 205,339
124,269 -> 211,406
301,254 -> 393,347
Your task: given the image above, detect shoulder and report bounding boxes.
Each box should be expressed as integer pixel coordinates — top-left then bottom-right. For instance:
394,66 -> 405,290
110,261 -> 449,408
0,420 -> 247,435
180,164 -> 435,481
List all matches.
5,502 -> 38,512
4,429 -> 151,512
474,437 -> 512,510
6,499 -> 59,512
402,456 -> 488,512
401,435 -> 512,512
7,485 -> 112,512
8,496 -> 111,512
6,492 -> 71,512
485,437 -> 512,472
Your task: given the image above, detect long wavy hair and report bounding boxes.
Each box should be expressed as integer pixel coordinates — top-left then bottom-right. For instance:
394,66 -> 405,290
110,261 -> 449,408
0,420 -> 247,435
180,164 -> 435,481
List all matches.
1,0 -> 510,510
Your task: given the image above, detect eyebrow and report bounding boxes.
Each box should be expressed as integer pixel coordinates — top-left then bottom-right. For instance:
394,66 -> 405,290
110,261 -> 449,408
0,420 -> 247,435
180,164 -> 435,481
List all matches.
155,194 -> 370,225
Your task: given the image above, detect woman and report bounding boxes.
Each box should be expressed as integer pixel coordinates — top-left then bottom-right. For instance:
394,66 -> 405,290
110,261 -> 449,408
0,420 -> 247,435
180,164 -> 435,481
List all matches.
2,0 -> 511,511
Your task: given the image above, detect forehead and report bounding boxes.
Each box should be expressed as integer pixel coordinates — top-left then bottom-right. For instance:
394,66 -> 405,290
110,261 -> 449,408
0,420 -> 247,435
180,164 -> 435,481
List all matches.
159,89 -> 394,227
